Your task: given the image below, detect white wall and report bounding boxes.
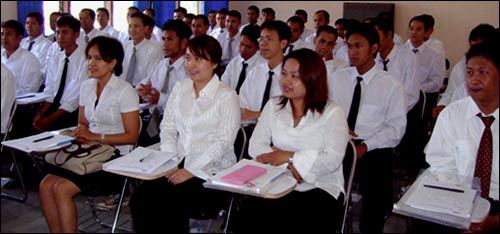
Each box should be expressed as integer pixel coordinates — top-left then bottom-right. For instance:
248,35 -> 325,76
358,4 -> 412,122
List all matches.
1,1 -> 17,22
230,1 -> 499,69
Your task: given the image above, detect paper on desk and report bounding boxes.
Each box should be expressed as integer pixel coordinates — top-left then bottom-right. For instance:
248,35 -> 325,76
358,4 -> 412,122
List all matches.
1,132 -> 75,153
405,175 -> 477,218
16,92 -> 50,105
103,146 -> 175,174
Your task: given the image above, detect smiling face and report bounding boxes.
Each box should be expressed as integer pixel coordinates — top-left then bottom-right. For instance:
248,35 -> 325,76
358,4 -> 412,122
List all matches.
184,48 -> 217,83
86,44 -> 116,80
466,55 -> 499,108
280,58 -> 306,101
128,17 -> 147,44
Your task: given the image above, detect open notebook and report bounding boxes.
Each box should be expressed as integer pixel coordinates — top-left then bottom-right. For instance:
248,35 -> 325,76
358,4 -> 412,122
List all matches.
204,159 -> 297,199
1,131 -> 74,154
103,146 -> 175,175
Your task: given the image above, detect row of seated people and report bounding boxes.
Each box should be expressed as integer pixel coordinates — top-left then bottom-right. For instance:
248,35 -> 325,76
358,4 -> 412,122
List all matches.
1,12 -> 498,233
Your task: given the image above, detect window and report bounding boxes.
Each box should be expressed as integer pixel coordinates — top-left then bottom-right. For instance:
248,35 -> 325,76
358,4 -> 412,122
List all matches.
180,1 -> 201,15
43,1 -> 60,36
112,1 -> 134,32
69,1 -> 105,28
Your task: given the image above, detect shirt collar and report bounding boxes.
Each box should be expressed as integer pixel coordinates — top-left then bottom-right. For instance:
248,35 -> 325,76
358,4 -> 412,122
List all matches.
466,96 -> 500,120
168,56 -> 185,70
351,63 -> 378,84
199,74 -> 220,100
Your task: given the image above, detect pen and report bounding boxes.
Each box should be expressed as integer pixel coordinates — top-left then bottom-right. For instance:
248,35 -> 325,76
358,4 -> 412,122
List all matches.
17,95 -> 36,99
45,139 -> 74,148
33,135 -> 54,142
423,184 -> 464,193
139,152 -> 153,162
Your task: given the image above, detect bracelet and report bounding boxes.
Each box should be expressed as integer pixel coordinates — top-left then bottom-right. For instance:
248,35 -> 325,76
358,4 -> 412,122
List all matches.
100,133 -> 105,144
288,156 -> 293,164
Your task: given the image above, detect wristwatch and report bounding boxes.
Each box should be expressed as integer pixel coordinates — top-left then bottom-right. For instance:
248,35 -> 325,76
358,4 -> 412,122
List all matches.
288,156 -> 293,164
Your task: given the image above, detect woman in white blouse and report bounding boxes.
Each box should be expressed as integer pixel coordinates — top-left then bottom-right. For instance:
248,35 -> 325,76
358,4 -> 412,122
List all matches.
237,49 -> 350,233
129,35 -> 241,232
39,36 -> 140,233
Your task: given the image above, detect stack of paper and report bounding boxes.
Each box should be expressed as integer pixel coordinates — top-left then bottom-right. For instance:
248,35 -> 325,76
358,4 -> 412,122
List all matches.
103,147 -> 175,174
1,132 -> 75,153
16,92 -> 49,105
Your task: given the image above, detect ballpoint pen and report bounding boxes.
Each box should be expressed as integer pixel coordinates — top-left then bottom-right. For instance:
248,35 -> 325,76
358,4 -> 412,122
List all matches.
17,94 -> 36,99
139,152 -> 153,162
45,139 -> 74,148
33,135 -> 54,142
423,184 -> 464,193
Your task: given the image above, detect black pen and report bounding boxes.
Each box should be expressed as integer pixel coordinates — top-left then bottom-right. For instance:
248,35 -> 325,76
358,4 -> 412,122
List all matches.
423,184 -> 464,193
33,135 -> 54,142
17,95 -> 36,99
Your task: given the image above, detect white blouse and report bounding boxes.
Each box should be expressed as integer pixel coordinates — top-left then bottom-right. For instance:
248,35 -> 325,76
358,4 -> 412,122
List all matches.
159,75 -> 241,180
249,98 -> 350,199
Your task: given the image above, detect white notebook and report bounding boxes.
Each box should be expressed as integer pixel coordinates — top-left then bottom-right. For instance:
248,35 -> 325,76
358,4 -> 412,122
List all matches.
103,146 -> 175,175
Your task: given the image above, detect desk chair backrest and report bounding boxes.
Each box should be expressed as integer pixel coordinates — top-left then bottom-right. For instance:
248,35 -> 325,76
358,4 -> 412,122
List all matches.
1,101 -> 17,145
339,140 -> 357,233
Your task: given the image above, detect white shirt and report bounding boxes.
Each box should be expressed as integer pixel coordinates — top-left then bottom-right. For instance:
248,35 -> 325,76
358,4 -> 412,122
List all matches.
334,44 -> 350,65
300,27 -> 315,41
44,42 -> 63,79
250,98 -> 349,199
209,26 -> 225,39
426,97 -> 498,200
1,63 -> 16,134
1,47 -> 41,96
100,25 -> 120,39
393,33 -> 403,46
43,45 -> 88,113
159,75 -> 241,180
77,28 -> 109,46
328,66 -> 407,151
284,39 -> 314,56
217,31 -> 241,66
325,57 -> 348,75
20,34 -> 52,74
152,25 -> 163,42
138,57 -> 188,114
239,62 -> 283,113
79,75 -> 139,154
333,36 -> 346,57
221,52 -> 266,90
404,40 -> 446,93
450,83 -> 469,103
376,45 -> 421,112
122,39 -> 164,86
438,56 -> 466,106
117,31 -> 131,44
304,32 -> 316,45
425,36 -> 446,57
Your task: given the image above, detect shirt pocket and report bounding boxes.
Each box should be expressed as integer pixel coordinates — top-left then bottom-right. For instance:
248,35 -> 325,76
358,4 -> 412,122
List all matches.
455,139 -> 476,176
357,104 -> 382,129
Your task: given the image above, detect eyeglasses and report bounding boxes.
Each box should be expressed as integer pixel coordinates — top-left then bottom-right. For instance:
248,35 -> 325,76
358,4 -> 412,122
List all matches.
257,36 -> 274,44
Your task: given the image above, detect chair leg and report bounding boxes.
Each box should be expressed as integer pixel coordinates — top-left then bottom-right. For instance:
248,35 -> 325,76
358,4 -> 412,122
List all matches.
1,150 -> 28,202
111,177 -> 128,233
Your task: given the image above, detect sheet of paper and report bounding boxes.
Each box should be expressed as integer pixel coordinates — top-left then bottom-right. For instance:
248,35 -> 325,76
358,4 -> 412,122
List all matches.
1,132 -> 75,153
103,146 -> 175,174
16,92 -> 50,105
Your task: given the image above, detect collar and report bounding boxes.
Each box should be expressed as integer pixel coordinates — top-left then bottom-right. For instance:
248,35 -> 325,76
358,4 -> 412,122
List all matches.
168,56 -> 185,70
198,74 -> 220,100
350,64 -> 378,85
466,96 -> 499,120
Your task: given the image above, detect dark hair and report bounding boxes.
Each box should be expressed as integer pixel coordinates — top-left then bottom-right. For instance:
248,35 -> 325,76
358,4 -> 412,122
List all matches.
260,20 -> 292,48
315,10 -> 330,23
50,11 -> 63,18
420,14 -> 435,28
469,23 -> 496,44
184,13 -> 195,20
194,14 -> 209,26
287,16 -> 305,30
208,10 -> 216,15
96,8 -> 110,17
227,10 -> 242,22
346,23 -> 379,58
130,12 -> 150,26
370,17 -> 394,37
163,19 -> 192,40
466,35 -> 499,71
280,48 -> 328,114
144,8 -> 155,17
188,35 -> 222,66
241,24 -> 261,46
217,8 -> 229,15
295,9 -> 308,20
409,15 -> 430,32
262,7 -> 275,17
248,5 -> 260,15
316,25 -> 338,39
334,18 -> 348,27
86,36 -> 125,76
174,7 -> 187,15
56,15 -> 81,33
26,12 -> 44,25
128,6 -> 140,13
2,20 -> 25,36
80,8 -> 96,20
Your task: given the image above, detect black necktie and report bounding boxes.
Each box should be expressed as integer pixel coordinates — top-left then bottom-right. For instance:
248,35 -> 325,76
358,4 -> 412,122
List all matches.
289,44 -> 294,53
261,71 -> 274,111
383,59 -> 390,71
28,40 -> 35,51
235,62 -> 248,94
412,48 -> 419,54
347,76 -> 363,131
53,57 -> 69,106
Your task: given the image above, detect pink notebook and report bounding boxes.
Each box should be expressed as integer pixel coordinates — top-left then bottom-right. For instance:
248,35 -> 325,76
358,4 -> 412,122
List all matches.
221,165 -> 267,185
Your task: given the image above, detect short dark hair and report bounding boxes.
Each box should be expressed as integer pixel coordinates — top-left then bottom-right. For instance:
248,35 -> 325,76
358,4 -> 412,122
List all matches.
295,9 -> 308,20
174,7 -> 187,15
80,8 -> 96,20
248,5 -> 260,15
128,6 -> 140,13
217,8 -> 229,15
144,8 -> 155,17
56,15 -> 81,33
86,36 -> 125,76
208,10 -> 216,15
241,24 -> 260,46
280,48 -> 328,114
466,41 -> 499,75
334,18 -> 348,26
260,20 -> 291,53
130,12 -> 150,27
163,19 -> 192,40
409,15 -> 430,32
26,12 -> 44,25
316,25 -> 338,39
346,23 -> 379,58
420,14 -> 435,28
1,20 -> 24,36
262,7 -> 275,17
469,23 -> 496,44
96,8 -> 110,18
194,14 -> 209,26
315,10 -> 330,22
287,16 -> 305,30
227,10 -> 242,22
370,17 -> 394,38
184,13 -> 195,20
188,34 -> 222,67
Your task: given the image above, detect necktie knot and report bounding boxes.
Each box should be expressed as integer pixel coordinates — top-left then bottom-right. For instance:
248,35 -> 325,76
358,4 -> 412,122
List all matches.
28,40 -> 35,51
477,114 -> 495,127
269,71 -> 275,77
289,44 -> 294,52
242,62 -> 248,69
412,48 -> 419,54
84,35 -> 90,44
356,76 -> 363,83
167,65 -> 174,73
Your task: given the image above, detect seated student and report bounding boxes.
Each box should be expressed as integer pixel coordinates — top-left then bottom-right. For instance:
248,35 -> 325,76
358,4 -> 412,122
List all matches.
39,36 -> 140,233
21,12 -> 52,80
129,35 -> 240,233
237,49 -> 349,233
34,16 -> 88,132
424,41 -> 499,233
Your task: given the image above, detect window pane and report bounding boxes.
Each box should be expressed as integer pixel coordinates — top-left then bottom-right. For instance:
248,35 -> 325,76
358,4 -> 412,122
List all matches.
180,1 -> 200,15
69,1 -> 105,29
112,1 -> 134,33
43,1 -> 60,36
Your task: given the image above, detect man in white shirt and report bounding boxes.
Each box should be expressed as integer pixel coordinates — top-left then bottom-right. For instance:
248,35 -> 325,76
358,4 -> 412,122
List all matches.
97,8 -> 120,39
1,20 -> 42,96
207,10 -> 217,35
209,8 -> 228,39
328,24 -> 406,233
239,5 -> 259,32
304,10 -> 330,45
136,20 -> 192,144
314,25 -> 348,74
217,10 -> 242,75
46,12 -> 62,42
239,20 -> 291,125
77,9 -> 108,47
420,14 -> 446,57
1,63 -> 16,137
295,9 -> 315,41
285,16 -> 314,56
143,8 -> 163,42
21,12 -> 52,80
191,14 -> 209,38
221,24 -> 265,93
425,41 -> 499,234
122,12 -> 164,87
34,15 -> 87,132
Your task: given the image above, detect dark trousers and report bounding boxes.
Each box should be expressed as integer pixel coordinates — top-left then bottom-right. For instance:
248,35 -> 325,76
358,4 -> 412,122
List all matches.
129,177 -> 231,233
356,148 -> 393,233
236,189 -> 342,233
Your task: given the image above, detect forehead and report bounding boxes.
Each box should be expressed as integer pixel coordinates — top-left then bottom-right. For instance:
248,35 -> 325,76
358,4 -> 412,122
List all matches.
26,17 -> 41,24
318,31 -> 336,41
410,20 -> 425,28
129,17 -> 144,25
227,15 -> 239,21
240,35 -> 257,46
261,28 -> 278,37
288,22 -> 300,28
347,33 -> 369,44
1,27 -> 16,34
164,29 -> 179,38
